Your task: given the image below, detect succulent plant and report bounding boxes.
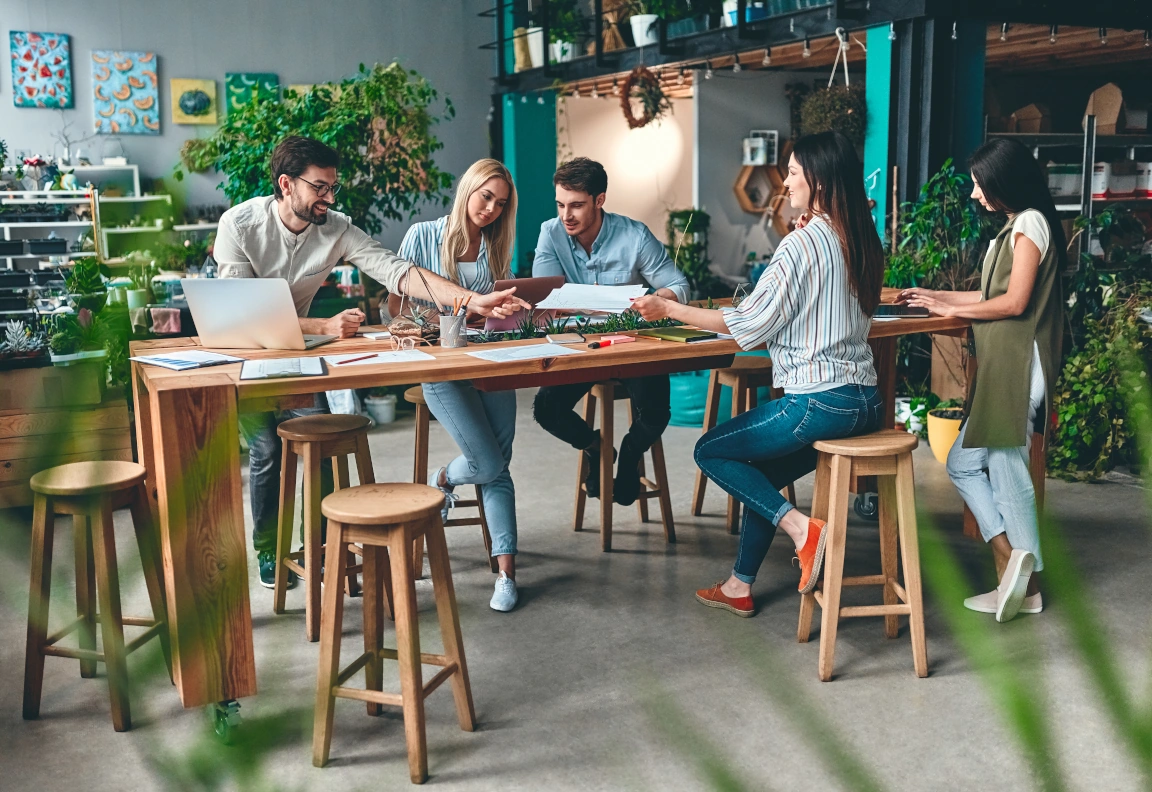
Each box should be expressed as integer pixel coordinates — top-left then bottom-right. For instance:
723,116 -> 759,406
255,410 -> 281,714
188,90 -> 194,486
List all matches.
543,315 -> 570,335
513,311 -> 540,340
2,320 -> 45,354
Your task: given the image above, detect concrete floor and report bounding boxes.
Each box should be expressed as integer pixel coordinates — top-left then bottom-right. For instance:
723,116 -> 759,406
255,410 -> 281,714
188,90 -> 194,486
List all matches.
0,389 -> 1148,791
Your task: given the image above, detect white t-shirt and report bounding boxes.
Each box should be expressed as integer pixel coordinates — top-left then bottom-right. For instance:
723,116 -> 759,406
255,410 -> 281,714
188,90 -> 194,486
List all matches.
456,261 -> 481,286
985,209 -> 1050,265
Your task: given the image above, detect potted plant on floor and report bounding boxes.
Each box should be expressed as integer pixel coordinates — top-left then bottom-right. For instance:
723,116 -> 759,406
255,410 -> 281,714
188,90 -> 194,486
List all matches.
363,387 -> 398,425
927,398 -> 964,464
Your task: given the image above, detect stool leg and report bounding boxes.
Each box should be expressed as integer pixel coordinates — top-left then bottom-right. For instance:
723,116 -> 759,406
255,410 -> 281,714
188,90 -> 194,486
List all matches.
312,521 -> 349,767
91,499 -> 131,731
426,519 -> 476,732
896,453 -> 928,678
413,403 -> 430,485
692,370 -> 721,516
273,443 -> 298,616
389,525 -> 428,784
877,475 -> 900,640
817,455 -> 852,682
798,454 -> 831,643
129,482 -> 173,680
476,485 -> 498,573
333,456 -> 360,598
362,544 -> 385,716
23,494 -> 54,720
354,433 -> 376,485
573,392 -> 595,532
303,443 -> 324,642
73,510 -> 97,679
630,408 -> 649,524
599,387 -> 614,552
649,439 -> 676,544
726,384 -> 747,535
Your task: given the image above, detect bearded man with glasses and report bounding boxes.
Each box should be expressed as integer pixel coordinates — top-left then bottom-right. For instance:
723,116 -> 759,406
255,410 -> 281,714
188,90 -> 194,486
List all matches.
213,135 -> 528,588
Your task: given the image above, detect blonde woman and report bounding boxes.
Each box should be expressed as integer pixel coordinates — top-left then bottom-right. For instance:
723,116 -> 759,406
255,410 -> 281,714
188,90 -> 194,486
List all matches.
397,159 -> 522,611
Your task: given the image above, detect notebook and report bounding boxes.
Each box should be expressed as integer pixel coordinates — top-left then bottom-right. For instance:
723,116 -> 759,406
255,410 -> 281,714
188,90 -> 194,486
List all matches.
635,328 -> 719,343
130,350 -> 244,371
239,357 -> 327,380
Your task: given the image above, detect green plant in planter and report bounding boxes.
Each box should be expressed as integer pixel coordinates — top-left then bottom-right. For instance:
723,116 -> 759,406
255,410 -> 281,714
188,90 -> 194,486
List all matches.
176,62 -> 455,238
513,311 -> 541,340
128,257 -> 162,295
667,209 -> 724,298
0,138 -> 8,172
49,308 -> 108,355
2,320 -> 46,356
800,84 -> 867,146
543,315 -> 571,335
64,256 -> 110,313
538,0 -> 584,45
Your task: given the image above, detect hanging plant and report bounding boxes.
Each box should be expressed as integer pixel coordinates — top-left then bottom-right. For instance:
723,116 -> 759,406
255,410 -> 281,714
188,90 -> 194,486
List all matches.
621,65 -> 671,129
800,84 -> 866,145
180,138 -> 217,174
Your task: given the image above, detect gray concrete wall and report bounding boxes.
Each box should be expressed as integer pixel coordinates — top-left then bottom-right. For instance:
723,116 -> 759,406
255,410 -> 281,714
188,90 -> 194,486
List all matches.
0,0 -> 495,249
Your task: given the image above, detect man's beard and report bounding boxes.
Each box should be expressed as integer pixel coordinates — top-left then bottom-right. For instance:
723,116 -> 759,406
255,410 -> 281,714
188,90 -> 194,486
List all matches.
292,198 -> 329,226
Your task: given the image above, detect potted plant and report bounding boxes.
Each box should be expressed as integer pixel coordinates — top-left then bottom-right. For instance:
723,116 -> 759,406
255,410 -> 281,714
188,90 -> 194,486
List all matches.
546,0 -> 584,63
125,253 -> 161,309
0,319 -> 49,369
48,308 -> 109,366
363,387 -> 398,425
64,256 -> 110,314
927,398 -> 964,464
628,2 -> 661,45
800,85 -> 867,146
666,208 -> 724,299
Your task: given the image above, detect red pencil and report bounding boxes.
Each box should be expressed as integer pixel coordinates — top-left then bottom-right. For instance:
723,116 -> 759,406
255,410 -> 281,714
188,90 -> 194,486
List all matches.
335,353 -> 377,365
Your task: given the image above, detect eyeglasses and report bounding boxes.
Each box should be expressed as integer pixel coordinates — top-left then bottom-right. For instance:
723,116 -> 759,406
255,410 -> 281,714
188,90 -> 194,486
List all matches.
296,177 -> 342,197
390,335 -> 430,351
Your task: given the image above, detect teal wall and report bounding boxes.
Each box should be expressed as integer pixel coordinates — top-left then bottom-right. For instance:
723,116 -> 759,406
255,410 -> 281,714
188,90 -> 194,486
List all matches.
952,20 -> 986,171
864,24 -> 894,242
502,92 -> 557,276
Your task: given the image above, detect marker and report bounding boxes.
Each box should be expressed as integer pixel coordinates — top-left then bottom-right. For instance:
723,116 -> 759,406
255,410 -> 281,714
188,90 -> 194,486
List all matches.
587,335 -> 635,350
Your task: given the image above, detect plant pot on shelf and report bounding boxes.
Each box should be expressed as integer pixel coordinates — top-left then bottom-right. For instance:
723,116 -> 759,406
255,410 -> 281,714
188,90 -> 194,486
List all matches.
629,14 -> 659,46
927,408 -> 964,464
126,289 -> 151,310
49,347 -> 107,367
69,292 -> 108,313
527,27 -> 545,68
363,393 -> 397,425
550,40 -> 576,63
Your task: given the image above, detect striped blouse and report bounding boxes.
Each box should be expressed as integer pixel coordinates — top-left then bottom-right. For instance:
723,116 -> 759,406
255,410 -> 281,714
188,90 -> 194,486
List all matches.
723,215 -> 876,394
398,216 -> 495,295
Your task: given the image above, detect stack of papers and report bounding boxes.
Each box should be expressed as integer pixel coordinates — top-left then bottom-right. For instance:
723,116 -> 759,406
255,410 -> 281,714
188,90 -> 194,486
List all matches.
467,344 -> 586,363
534,284 -> 648,314
240,358 -> 326,380
130,351 -> 244,371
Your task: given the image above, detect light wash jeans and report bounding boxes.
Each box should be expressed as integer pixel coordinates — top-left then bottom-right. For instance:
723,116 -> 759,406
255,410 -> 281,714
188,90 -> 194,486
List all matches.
946,345 -> 1046,571
694,384 -> 884,584
421,381 -> 518,557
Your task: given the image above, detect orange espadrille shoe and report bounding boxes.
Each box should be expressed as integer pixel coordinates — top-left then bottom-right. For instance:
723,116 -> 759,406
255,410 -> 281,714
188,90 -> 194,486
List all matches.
695,582 -> 755,617
796,519 -> 828,594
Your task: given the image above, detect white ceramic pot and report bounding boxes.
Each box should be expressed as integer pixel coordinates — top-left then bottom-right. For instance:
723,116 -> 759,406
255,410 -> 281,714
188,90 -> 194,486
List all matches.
630,14 -> 659,46
126,289 -> 150,310
550,41 -> 575,63
527,27 -> 545,69
364,394 -> 397,425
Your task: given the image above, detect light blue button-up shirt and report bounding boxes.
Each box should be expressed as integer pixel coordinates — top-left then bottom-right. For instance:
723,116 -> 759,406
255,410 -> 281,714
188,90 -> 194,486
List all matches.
532,211 -> 689,303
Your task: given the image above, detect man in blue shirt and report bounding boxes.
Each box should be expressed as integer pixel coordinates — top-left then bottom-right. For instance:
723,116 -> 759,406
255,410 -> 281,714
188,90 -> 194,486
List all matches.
533,157 -> 689,506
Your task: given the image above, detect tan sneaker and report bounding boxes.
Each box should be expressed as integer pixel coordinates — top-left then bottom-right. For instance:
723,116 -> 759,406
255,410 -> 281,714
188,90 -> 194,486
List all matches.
965,589 -> 1043,615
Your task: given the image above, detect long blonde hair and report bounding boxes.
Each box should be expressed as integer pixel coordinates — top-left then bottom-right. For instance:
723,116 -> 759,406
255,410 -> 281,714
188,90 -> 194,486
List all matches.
440,158 -> 517,285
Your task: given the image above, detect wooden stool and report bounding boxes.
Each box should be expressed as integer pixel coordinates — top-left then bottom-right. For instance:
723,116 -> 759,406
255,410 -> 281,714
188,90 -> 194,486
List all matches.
274,414 -> 374,642
312,483 -> 475,784
24,461 -> 171,731
404,386 -> 496,575
573,381 -> 675,552
797,429 -> 927,681
692,357 -> 796,533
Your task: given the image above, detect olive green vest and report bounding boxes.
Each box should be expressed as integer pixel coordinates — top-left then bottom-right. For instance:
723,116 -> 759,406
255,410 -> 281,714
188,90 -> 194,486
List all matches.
963,213 -> 1063,448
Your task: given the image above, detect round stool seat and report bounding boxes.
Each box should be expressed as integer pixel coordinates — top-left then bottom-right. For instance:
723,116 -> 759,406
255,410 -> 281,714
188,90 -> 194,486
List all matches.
813,429 -> 918,457
722,356 -> 773,374
403,386 -> 425,406
277,414 -> 370,442
321,483 -> 445,525
30,461 -> 146,497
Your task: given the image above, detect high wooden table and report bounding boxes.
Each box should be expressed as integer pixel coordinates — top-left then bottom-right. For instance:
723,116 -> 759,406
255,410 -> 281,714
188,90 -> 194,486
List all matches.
129,308 -> 968,709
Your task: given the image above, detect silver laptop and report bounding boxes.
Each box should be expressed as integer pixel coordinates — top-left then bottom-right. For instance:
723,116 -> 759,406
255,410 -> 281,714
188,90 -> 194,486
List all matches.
181,278 -> 337,350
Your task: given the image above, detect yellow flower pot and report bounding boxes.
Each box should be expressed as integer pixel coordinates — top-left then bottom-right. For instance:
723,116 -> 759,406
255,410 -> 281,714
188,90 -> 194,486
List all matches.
926,410 -> 963,464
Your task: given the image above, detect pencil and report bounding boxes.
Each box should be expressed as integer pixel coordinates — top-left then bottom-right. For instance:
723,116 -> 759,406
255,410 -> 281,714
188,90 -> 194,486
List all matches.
335,353 -> 378,366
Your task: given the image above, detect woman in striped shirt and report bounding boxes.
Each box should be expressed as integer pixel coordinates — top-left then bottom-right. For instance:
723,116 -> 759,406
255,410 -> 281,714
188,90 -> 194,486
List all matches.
632,131 -> 885,617
397,159 -> 523,612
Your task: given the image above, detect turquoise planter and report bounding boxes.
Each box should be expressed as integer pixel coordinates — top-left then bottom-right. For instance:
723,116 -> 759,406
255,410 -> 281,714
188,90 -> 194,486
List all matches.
669,351 -> 773,428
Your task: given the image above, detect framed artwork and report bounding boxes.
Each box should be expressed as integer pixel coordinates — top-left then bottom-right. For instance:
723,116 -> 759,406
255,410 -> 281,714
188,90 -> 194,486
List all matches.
92,50 -> 159,135
225,72 -> 279,114
171,78 -> 217,124
9,31 -> 73,108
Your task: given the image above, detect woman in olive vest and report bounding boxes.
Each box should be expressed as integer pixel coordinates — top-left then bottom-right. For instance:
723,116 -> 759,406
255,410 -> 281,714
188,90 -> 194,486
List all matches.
899,139 -> 1064,623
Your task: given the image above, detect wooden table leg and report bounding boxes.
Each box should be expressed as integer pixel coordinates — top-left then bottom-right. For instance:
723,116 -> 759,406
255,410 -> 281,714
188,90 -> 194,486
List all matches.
131,362 -> 159,524
149,377 -> 256,707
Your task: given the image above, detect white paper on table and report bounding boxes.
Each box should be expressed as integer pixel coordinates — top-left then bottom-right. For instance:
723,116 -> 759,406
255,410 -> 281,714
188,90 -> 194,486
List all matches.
323,350 -> 436,366
534,283 -> 648,313
871,316 -> 902,322
362,331 -> 392,340
467,344 -> 586,363
129,350 -> 245,370
240,357 -> 325,379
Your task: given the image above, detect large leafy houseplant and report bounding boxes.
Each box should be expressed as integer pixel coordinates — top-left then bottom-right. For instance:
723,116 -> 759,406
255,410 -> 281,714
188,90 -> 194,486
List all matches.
666,208 -> 724,298
175,62 -> 455,237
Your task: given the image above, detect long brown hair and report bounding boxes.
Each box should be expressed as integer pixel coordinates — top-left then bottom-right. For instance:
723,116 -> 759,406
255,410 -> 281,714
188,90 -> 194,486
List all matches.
792,131 -> 884,315
440,158 -> 517,284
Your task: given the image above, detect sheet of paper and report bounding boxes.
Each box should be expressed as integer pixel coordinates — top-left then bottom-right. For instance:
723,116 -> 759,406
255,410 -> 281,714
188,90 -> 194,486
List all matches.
871,316 -> 902,322
534,283 -> 648,314
467,344 -> 586,363
323,349 -> 435,366
362,331 -> 392,340
130,350 -> 245,370
240,357 -> 325,379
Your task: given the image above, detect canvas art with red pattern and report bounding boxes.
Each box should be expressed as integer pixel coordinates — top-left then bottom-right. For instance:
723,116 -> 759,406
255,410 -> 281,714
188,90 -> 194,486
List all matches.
9,31 -> 73,109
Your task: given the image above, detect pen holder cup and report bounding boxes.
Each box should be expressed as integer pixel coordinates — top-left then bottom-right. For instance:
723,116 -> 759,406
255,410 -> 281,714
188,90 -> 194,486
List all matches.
439,314 -> 468,348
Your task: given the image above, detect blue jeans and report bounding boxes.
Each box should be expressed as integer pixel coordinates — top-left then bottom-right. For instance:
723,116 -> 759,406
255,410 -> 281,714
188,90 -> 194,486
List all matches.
238,393 -> 332,556
694,384 -> 884,584
422,381 -> 518,557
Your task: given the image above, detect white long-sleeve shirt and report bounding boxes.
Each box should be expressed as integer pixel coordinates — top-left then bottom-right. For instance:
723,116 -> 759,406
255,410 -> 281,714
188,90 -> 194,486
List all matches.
214,195 -> 413,316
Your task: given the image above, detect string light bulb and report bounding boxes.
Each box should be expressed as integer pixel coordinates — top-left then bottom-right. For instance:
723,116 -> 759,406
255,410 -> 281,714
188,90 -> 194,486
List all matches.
802,38 -> 811,58
888,22 -> 896,41
951,22 -> 957,41
732,54 -> 742,73
520,94 -> 528,104
1145,29 -> 1151,47
999,22 -> 1009,42
762,47 -> 772,66
612,78 -> 620,96
537,94 -> 545,104
677,67 -> 685,85
1098,27 -> 1107,45
590,84 -> 598,98
1049,24 -> 1058,45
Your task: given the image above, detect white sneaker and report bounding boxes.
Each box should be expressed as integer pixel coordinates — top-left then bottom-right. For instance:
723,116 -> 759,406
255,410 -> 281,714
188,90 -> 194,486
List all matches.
490,571 -> 518,612
432,466 -> 458,522
996,549 -> 1036,623
965,589 -> 1043,615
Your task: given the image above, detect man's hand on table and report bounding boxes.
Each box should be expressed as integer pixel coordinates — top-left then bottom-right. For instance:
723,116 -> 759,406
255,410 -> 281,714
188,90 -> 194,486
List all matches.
469,287 -> 532,319
324,308 -> 366,338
